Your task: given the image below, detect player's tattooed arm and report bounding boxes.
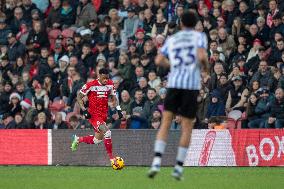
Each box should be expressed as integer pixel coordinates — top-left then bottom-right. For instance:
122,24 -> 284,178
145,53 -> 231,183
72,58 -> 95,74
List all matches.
77,92 -> 86,111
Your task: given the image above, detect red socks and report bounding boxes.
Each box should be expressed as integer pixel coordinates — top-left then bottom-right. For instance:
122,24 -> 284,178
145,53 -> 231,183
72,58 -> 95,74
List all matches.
78,134 -> 114,160
79,135 -> 94,144
104,138 -> 113,159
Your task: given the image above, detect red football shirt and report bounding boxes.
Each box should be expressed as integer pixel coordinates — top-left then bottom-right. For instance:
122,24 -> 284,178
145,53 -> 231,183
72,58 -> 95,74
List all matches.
80,79 -> 115,121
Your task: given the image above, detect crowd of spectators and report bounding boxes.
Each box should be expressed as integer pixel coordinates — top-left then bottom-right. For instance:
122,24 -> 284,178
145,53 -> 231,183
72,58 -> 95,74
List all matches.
0,0 -> 284,129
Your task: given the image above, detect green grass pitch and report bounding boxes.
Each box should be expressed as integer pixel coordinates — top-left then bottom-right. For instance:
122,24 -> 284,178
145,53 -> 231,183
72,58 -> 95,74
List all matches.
0,166 -> 283,189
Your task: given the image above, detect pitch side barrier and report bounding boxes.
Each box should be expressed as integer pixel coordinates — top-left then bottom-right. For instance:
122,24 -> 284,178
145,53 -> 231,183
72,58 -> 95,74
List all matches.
0,129 -> 284,166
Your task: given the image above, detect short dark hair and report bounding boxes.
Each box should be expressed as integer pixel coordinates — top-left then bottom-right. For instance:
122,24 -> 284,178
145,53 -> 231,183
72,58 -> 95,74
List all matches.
99,68 -> 109,75
181,11 -> 198,28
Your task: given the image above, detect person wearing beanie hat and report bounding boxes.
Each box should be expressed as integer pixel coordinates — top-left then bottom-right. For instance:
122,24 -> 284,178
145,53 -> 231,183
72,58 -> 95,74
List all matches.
20,98 -> 32,110
8,92 -> 22,117
9,92 -> 22,101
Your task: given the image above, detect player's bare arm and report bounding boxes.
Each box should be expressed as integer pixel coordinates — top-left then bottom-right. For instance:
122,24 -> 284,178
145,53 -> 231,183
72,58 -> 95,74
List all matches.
77,92 -> 86,111
197,48 -> 209,73
155,53 -> 170,68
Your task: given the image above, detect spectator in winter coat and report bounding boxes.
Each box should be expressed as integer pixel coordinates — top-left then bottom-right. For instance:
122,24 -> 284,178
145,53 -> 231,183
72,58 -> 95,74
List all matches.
250,60 -> 275,90
75,0 -> 97,27
206,90 -> 226,121
265,88 -> 284,128
7,32 -> 26,63
0,18 -> 11,46
248,88 -> 272,128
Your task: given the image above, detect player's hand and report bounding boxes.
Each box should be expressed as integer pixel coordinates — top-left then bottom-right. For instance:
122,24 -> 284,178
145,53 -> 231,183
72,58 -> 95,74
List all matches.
116,106 -> 123,119
83,109 -> 91,119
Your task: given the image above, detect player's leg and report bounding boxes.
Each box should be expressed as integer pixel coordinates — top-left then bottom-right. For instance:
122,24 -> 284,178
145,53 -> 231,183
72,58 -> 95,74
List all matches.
148,89 -> 180,178
71,120 -> 104,151
171,116 -> 194,180
97,123 -> 115,160
171,90 -> 199,180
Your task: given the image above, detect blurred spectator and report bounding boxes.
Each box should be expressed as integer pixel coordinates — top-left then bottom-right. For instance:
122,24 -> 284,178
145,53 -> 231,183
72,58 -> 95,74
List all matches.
50,112 -> 68,129
143,88 -> 159,121
264,88 -> 284,128
34,112 -> 50,129
130,89 -> 145,114
248,87 -> 272,128
120,90 -> 133,116
60,0 -> 76,28
8,92 -> 22,117
250,60 -> 275,90
14,112 -> 28,129
170,115 -> 181,130
226,76 -> 249,113
0,18 -> 11,45
0,81 -> 13,115
75,0 -> 97,27
7,32 -> 26,62
205,90 -> 226,122
127,106 -> 148,129
2,113 -> 16,129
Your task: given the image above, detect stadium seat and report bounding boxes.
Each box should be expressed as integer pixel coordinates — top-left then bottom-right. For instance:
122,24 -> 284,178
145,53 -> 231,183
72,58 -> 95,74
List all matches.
226,110 -> 243,129
48,29 -> 62,49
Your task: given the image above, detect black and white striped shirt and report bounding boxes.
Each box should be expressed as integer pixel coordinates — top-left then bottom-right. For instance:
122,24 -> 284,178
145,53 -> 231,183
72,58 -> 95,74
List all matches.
160,29 -> 207,90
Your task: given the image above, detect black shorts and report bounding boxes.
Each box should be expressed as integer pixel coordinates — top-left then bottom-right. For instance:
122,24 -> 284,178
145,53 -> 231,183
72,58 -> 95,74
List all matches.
164,88 -> 199,118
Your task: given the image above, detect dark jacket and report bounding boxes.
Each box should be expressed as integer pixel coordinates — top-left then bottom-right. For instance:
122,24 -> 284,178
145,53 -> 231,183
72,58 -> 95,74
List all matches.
127,115 -> 149,129
206,90 -> 226,118
46,7 -> 61,28
60,6 -> 76,27
268,97 -> 284,119
0,27 -> 11,45
8,41 -> 26,62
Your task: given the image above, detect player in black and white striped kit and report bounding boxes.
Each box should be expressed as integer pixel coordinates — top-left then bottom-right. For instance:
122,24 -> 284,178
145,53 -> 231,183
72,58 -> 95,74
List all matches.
148,11 -> 209,180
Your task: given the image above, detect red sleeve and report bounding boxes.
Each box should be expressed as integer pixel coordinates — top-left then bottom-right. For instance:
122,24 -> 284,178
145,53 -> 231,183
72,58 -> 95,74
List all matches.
108,80 -> 116,96
80,81 -> 93,95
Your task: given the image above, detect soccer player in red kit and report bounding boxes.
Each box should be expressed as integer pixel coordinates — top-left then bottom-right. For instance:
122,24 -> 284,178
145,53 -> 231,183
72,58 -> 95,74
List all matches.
71,68 -> 122,165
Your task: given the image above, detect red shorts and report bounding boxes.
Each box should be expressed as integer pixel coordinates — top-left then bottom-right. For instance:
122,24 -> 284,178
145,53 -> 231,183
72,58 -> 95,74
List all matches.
89,118 -> 106,133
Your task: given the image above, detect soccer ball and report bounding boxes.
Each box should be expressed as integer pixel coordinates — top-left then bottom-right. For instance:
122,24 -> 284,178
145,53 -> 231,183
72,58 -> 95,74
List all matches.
111,156 -> 125,170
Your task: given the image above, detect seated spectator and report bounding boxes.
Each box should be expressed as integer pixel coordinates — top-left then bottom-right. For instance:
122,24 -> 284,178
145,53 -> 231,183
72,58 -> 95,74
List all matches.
226,76 -> 249,113
34,112 -> 50,129
170,115 -> 182,130
7,32 -> 26,63
32,84 -> 49,109
75,0 -> 97,27
205,90 -> 226,122
150,117 -> 161,129
129,89 -> 145,114
14,112 -> 28,129
43,74 -> 59,102
60,0 -> 76,28
0,80 -> 13,115
208,117 -> 225,130
245,93 -> 259,128
46,0 -> 61,29
0,18 -> 11,46
151,10 -> 168,38
26,21 -> 49,53
120,90 -> 133,116
264,88 -> 284,128
117,53 -> 132,80
156,87 -> 167,112
50,112 -> 68,129
250,60 -> 275,90
127,106 -> 148,129
143,88 -> 159,121
1,113 -> 16,129
147,70 -> 161,91
107,100 -> 121,129
8,92 -> 22,117
248,88 -> 272,128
